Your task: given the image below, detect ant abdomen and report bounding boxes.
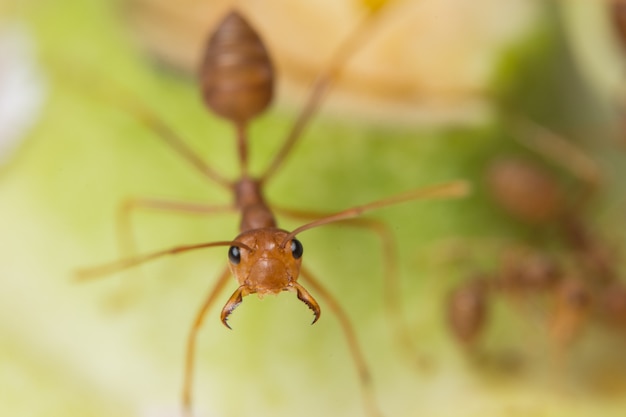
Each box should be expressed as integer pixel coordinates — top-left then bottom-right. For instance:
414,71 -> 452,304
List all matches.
200,11 -> 274,124
611,0 -> 626,52
486,157 -> 564,225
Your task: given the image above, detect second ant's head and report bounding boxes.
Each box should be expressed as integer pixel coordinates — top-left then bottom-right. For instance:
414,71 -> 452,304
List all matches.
220,228 -> 320,328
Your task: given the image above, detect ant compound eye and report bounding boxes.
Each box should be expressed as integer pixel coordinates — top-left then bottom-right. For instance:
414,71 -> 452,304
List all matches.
228,246 -> 241,265
290,239 -> 303,259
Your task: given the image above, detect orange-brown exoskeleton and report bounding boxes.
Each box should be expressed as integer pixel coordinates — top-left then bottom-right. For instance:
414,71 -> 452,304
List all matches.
549,277 -> 592,363
447,276 -> 489,347
200,12 -> 274,125
220,226 -> 317,327
76,8 -> 469,417
486,156 -> 565,225
447,247 -> 563,349
469,123 -> 626,362
486,134 -> 613,285
597,281 -> 626,329
611,0 -> 626,53
498,249 -> 562,295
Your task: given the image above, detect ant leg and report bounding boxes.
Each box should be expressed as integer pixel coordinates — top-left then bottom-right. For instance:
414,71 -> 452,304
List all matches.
513,117 -> 602,204
275,206 -> 422,369
91,81 -> 234,189
548,277 -> 590,378
260,3 -> 394,183
108,198 -> 235,308
512,120 -> 619,283
116,197 -> 235,264
182,267 -> 232,417
299,265 -> 384,417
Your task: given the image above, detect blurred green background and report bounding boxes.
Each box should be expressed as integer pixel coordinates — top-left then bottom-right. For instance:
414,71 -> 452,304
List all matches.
2,0 -> 626,417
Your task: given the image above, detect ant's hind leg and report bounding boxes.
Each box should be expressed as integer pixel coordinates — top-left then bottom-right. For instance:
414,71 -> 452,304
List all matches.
259,3 -> 396,183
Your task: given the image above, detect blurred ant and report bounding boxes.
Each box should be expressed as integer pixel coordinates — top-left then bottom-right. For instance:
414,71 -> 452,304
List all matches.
447,119 -> 626,365
447,246 -> 563,349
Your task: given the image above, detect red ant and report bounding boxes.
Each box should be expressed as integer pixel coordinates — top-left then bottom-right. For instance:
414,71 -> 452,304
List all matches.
447,120 -> 626,372
77,8 -> 469,417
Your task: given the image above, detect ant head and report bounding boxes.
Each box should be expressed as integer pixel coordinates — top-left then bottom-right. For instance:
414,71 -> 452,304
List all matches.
220,228 -> 319,328
228,228 -> 303,293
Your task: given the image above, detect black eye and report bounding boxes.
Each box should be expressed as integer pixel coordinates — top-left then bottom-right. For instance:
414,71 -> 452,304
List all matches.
228,246 -> 241,264
290,239 -> 303,259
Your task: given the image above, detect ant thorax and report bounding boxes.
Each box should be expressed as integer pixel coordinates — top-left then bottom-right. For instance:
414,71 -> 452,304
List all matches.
235,178 -> 277,231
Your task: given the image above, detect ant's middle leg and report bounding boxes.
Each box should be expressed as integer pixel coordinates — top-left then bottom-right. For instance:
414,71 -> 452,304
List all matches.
116,197 -> 236,262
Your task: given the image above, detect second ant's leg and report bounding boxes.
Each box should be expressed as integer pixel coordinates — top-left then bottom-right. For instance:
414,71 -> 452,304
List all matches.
300,266 -> 383,417
548,277 -> 590,385
116,197 -> 236,262
512,117 -> 602,207
182,267 -> 232,417
276,207 -> 421,368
